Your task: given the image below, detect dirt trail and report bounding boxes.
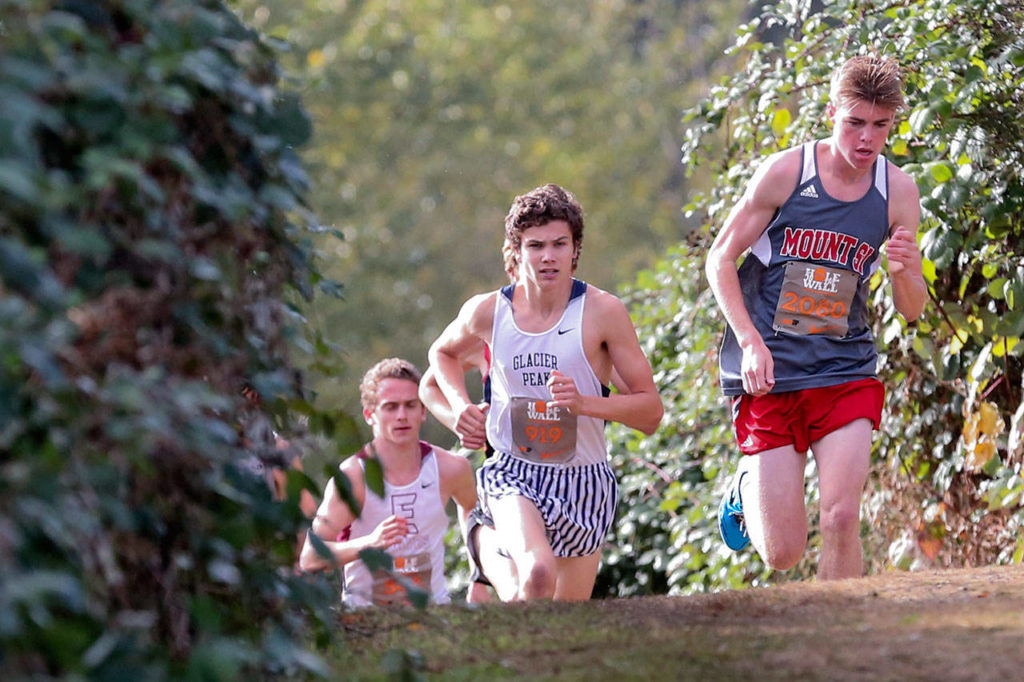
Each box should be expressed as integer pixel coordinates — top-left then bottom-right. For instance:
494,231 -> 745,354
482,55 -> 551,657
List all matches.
336,564 -> 1024,680
578,564 -> 1024,681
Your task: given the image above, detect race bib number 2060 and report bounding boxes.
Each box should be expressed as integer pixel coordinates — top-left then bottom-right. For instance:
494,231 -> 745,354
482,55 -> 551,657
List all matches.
772,261 -> 857,338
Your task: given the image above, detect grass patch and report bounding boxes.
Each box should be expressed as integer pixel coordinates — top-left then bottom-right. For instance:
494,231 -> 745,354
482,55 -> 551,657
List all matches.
318,565 -> 1024,680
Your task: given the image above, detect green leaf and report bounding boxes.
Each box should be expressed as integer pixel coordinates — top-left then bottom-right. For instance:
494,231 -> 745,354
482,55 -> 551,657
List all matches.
357,547 -> 393,573
332,469 -> 360,518
1006,279 -> 1023,311
0,161 -> 40,204
908,106 -> 934,135
307,531 -> 334,563
363,455 -> 385,498
987,278 -> 1007,300
927,161 -> 954,183
771,108 -> 791,137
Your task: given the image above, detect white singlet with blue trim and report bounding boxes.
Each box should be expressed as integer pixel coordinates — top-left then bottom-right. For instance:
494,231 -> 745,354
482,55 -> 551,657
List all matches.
486,279 -> 607,467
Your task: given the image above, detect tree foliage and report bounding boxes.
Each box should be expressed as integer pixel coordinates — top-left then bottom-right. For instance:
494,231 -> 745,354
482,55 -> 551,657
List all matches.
236,0 -> 747,428
601,0 -> 1024,596
0,0 -> 344,676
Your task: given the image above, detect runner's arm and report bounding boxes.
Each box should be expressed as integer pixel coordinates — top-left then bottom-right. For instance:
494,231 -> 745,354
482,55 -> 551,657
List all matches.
705,150 -> 797,395
420,348 -> 489,450
427,295 -> 493,442
886,166 -> 927,320
298,461 -> 408,572
549,292 -> 663,434
438,448 -> 478,550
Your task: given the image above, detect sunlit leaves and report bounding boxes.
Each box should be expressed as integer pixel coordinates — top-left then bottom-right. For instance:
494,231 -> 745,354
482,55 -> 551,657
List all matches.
771,107 -> 791,137
962,401 -> 1004,472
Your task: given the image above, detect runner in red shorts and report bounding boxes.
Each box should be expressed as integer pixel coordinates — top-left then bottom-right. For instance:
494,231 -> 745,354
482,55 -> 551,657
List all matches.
705,55 -> 927,579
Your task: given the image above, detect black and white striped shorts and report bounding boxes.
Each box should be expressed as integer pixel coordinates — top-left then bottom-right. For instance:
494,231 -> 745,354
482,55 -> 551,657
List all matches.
477,450 -> 619,558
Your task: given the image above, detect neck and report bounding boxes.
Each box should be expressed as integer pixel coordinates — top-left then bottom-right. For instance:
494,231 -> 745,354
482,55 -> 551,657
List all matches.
520,276 -> 573,314
822,138 -> 872,185
368,437 -> 422,478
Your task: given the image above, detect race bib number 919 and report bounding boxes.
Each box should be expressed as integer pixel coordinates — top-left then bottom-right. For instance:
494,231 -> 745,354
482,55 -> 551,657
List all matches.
772,261 -> 857,338
509,397 -> 577,464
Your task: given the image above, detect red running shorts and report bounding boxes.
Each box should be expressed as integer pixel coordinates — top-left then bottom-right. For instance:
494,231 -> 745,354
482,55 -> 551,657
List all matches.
731,377 -> 884,455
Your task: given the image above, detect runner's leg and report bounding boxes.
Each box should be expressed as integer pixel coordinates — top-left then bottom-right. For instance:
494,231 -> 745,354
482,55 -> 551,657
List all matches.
488,494 -> 556,600
473,523 -> 520,602
741,445 -> 808,570
811,418 -> 872,580
467,582 -> 494,604
552,551 -> 602,601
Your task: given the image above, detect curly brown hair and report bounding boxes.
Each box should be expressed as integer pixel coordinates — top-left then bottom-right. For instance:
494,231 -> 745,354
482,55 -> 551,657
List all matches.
504,184 -> 584,272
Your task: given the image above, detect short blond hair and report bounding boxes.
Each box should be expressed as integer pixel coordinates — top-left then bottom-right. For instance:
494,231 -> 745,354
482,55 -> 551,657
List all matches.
359,358 -> 421,410
830,55 -> 905,111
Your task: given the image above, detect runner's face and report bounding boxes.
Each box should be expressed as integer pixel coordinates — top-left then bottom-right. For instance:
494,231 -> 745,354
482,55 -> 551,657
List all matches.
364,378 -> 425,444
516,220 -> 577,286
829,98 -> 895,171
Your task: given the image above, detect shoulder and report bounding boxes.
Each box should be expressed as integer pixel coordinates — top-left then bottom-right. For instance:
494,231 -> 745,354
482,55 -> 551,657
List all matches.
582,284 -> 633,331
582,283 -> 625,312
461,289 -> 501,312
459,289 -> 502,326
432,444 -> 472,478
886,161 -> 919,200
746,145 -> 804,205
755,146 -> 803,182
431,445 -> 475,500
336,454 -> 366,495
886,161 -> 921,226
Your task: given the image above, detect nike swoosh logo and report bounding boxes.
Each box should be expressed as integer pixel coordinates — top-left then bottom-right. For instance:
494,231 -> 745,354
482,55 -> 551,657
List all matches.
557,328 -> 574,335
809,324 -> 829,334
421,482 -> 432,488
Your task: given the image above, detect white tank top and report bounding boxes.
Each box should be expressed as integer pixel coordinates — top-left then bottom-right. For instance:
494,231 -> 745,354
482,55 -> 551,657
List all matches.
486,279 -> 607,467
342,442 -> 451,607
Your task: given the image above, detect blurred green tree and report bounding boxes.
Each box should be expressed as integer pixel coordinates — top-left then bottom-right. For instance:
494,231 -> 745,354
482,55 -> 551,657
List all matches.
236,0 -> 747,432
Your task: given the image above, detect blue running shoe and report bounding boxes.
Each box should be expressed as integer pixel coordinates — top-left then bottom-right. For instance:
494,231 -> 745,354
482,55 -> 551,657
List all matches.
718,470 -> 750,551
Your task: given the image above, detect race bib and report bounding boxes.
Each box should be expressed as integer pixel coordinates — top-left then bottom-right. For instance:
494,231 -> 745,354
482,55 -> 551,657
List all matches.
371,551 -> 432,606
509,396 -> 577,464
772,261 -> 857,338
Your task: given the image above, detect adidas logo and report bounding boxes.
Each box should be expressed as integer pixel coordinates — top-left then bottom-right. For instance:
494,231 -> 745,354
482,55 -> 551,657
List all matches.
799,184 -> 819,199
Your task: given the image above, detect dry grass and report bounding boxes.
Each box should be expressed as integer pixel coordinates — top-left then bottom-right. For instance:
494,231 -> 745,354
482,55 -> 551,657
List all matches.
323,564 -> 1024,680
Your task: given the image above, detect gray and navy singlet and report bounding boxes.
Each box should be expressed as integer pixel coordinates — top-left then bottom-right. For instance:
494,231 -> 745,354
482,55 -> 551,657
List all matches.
719,141 -> 891,396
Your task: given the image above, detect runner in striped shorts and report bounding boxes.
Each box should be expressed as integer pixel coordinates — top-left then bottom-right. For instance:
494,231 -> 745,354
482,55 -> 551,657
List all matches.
426,184 -> 663,601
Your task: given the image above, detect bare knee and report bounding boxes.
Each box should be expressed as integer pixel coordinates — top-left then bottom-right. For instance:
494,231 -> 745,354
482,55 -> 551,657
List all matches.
519,557 -> 555,600
819,502 -> 861,541
761,534 -> 806,571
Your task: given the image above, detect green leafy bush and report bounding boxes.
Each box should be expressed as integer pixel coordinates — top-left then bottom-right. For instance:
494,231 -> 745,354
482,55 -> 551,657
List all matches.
0,0 -> 344,677
600,0 -> 1024,595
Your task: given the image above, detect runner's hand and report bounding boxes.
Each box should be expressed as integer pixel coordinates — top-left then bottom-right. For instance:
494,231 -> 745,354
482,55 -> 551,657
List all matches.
365,515 -> 409,550
887,224 -> 921,276
456,402 -> 489,450
547,369 -> 582,414
740,339 -> 775,396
